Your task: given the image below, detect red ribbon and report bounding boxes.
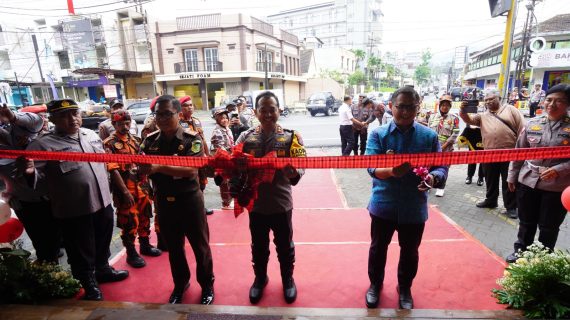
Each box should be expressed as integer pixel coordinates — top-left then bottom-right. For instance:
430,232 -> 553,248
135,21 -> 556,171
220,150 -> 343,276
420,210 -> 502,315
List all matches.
1,146 -> 568,169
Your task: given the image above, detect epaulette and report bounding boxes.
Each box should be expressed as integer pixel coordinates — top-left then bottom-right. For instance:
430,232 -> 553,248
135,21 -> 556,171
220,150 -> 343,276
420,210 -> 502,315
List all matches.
145,130 -> 160,139
102,135 -> 116,146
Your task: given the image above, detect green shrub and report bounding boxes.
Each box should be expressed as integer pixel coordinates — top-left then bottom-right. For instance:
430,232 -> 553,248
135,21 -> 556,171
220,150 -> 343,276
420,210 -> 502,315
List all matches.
492,243 -> 570,319
0,246 -> 80,304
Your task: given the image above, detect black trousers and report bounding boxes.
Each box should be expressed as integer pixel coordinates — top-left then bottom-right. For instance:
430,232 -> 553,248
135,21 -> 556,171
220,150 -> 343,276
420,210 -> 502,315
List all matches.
339,125 -> 355,156
368,215 -> 425,289
14,199 -> 61,263
155,191 -> 214,289
482,162 -> 516,210
59,205 -> 114,281
514,183 -> 567,252
249,210 -> 295,281
529,101 -> 540,118
353,128 -> 368,155
467,163 -> 484,179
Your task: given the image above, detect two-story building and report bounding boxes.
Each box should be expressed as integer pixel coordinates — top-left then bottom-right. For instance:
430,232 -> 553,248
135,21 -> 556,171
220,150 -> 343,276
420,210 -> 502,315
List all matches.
464,13 -> 570,91
151,13 -> 305,110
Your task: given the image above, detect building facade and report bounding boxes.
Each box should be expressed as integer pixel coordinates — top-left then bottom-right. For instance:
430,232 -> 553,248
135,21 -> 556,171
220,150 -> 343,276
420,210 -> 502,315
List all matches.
0,8 -> 153,105
152,13 -> 305,109
267,0 -> 383,52
464,14 -> 570,91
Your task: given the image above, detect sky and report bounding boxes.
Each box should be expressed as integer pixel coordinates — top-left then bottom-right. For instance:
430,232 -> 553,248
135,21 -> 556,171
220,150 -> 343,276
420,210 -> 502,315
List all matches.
0,0 -> 569,63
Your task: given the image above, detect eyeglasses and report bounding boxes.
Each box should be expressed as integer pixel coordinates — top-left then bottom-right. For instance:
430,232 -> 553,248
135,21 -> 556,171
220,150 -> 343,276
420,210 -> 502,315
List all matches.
155,111 -> 177,118
394,104 -> 418,111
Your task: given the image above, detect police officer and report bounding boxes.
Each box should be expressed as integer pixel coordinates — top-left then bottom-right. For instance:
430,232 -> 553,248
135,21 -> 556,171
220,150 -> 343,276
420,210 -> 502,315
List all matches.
427,94 -> 460,197
19,99 -> 129,301
103,110 -> 162,269
141,96 -> 159,139
352,98 -> 375,155
0,104 -> 61,263
506,84 -> 570,263
98,99 -> 138,140
139,95 -> 215,305
235,91 -> 305,304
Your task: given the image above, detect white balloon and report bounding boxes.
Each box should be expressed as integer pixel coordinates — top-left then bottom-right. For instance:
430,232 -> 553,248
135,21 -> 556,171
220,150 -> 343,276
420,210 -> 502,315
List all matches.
0,199 -> 12,225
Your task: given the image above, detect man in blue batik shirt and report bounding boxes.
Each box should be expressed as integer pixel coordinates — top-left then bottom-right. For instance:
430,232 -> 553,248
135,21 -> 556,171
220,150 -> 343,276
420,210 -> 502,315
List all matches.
364,86 -> 448,310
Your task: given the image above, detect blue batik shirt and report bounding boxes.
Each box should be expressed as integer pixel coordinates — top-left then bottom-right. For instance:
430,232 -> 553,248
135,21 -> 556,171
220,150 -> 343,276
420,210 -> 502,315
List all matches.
366,121 -> 448,224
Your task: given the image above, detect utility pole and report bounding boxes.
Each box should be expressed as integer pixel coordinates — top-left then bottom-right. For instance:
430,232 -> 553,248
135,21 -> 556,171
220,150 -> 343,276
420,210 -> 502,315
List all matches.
14,72 -> 22,105
264,42 -> 269,90
515,0 -> 540,90
31,34 -> 45,83
132,0 -> 157,97
497,0 -> 519,102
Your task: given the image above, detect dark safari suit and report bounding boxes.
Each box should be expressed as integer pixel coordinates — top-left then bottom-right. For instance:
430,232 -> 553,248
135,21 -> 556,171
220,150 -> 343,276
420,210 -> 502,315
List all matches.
235,125 -> 306,287
103,133 -> 153,246
141,127 -> 214,291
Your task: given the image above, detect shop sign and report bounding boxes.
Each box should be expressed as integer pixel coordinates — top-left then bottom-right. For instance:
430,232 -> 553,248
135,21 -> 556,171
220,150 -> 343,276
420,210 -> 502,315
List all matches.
530,48 -> 570,68
179,73 -> 211,79
270,74 -> 285,79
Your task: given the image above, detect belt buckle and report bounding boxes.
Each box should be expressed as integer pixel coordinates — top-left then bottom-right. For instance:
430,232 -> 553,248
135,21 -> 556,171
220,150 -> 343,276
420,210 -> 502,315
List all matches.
166,196 -> 175,202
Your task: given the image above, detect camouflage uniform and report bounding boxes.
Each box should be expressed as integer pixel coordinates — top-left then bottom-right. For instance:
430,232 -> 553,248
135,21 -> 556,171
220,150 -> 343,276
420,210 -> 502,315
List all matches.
427,112 -> 461,152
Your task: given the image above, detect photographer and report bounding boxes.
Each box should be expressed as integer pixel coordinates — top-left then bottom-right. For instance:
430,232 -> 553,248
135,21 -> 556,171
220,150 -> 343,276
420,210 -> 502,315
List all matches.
459,89 -> 524,219
226,102 -> 249,141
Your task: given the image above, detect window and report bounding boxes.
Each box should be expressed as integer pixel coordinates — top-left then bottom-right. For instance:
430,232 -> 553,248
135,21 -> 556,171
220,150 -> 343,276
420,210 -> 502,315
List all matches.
57,51 -> 70,69
204,47 -> 219,71
0,51 -> 11,70
555,40 -> 570,49
184,49 -> 198,72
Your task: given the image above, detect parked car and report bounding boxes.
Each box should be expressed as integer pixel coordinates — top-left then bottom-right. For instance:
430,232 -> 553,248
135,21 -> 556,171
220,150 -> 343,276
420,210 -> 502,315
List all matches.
80,103 -> 109,132
127,100 -> 152,123
449,87 -> 464,101
463,87 -> 484,101
306,92 -> 340,116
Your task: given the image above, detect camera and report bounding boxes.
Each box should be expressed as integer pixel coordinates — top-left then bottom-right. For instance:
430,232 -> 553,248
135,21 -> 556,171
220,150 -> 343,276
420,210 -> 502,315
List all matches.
230,111 -> 239,119
463,100 -> 479,113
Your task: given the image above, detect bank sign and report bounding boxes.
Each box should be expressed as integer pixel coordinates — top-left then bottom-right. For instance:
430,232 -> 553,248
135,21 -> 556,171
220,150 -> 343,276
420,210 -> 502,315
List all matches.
530,48 -> 570,68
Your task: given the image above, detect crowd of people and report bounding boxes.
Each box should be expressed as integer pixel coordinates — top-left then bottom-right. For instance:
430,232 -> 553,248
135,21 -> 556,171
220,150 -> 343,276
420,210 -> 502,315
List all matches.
0,82 -> 567,310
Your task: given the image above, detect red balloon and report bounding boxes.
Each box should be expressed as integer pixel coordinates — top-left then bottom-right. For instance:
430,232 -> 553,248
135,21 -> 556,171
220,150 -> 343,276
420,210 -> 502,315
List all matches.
563,187 -> 570,213
0,217 -> 24,243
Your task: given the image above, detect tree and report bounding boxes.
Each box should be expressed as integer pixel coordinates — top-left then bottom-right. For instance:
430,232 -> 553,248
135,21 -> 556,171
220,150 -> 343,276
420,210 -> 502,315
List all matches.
348,70 -> 366,86
414,49 -> 432,86
319,69 -> 345,85
351,49 -> 366,67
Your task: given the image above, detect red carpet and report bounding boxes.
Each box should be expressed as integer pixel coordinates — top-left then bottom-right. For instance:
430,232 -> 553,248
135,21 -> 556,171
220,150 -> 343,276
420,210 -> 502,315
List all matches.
101,169 -> 507,310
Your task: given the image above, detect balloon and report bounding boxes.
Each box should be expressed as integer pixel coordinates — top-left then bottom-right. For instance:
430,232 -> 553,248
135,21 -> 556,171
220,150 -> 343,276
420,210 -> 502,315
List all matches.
562,186 -> 570,212
0,199 -> 11,225
0,217 -> 24,243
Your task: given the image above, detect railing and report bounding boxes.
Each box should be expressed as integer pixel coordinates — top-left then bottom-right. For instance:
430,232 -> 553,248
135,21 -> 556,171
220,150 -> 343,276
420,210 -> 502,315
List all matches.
251,17 -> 274,36
256,62 -> 284,73
177,14 -> 221,31
174,61 -> 223,73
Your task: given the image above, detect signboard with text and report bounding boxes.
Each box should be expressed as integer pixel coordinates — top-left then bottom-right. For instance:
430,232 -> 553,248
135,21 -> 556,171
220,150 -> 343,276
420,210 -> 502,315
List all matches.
62,19 -> 97,69
530,49 -> 570,68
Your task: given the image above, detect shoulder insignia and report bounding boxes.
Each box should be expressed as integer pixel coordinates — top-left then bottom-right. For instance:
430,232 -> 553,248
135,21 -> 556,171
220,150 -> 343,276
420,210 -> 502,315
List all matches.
183,128 -> 197,136
114,141 -> 124,149
178,144 -> 184,151
277,136 -> 286,142
530,125 -> 542,131
563,128 -> 570,133
565,117 -> 570,123
191,139 -> 202,153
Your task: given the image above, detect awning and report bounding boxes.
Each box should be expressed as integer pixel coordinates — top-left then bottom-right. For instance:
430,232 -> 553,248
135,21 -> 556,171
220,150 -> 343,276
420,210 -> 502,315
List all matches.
73,68 -> 152,78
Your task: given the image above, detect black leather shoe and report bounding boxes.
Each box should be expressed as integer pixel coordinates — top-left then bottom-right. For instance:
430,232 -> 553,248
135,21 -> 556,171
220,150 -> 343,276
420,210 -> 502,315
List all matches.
96,267 -> 129,283
205,208 -> 214,216
81,278 -> 103,301
476,200 -> 498,208
506,252 -> 519,264
169,283 -> 190,304
397,286 -> 413,309
249,276 -> 268,304
139,237 -> 162,257
476,177 -> 484,186
465,177 -> 472,185
201,286 -> 214,305
505,208 -> 518,219
365,283 -> 381,308
283,277 -> 297,304
126,248 -> 146,268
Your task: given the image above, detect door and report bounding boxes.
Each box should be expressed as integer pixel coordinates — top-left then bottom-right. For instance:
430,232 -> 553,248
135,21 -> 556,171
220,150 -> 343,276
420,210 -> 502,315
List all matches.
204,48 -> 219,71
184,49 -> 198,72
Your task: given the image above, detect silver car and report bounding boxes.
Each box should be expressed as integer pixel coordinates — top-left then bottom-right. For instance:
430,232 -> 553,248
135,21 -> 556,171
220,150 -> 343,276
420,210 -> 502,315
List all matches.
127,101 -> 152,124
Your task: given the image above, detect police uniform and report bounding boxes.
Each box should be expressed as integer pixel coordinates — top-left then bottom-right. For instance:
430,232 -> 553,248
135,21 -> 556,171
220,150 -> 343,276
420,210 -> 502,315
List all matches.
104,128 -> 161,267
427,112 -> 460,152
352,104 -> 375,155
236,124 -> 305,303
25,99 -> 128,300
141,126 -> 214,299
507,115 -> 570,253
1,109 -> 60,263
210,111 -> 234,208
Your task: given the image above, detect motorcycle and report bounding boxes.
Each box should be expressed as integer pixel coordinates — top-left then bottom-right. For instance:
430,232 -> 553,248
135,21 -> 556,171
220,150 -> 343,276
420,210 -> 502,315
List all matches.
280,106 -> 290,118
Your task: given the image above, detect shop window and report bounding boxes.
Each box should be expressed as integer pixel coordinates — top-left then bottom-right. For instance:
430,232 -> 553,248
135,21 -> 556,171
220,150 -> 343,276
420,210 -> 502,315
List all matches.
555,40 -> 570,49
57,51 -> 70,70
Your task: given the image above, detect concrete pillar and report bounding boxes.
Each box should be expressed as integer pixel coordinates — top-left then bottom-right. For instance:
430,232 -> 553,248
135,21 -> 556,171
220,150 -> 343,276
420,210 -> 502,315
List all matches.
200,79 -> 208,110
